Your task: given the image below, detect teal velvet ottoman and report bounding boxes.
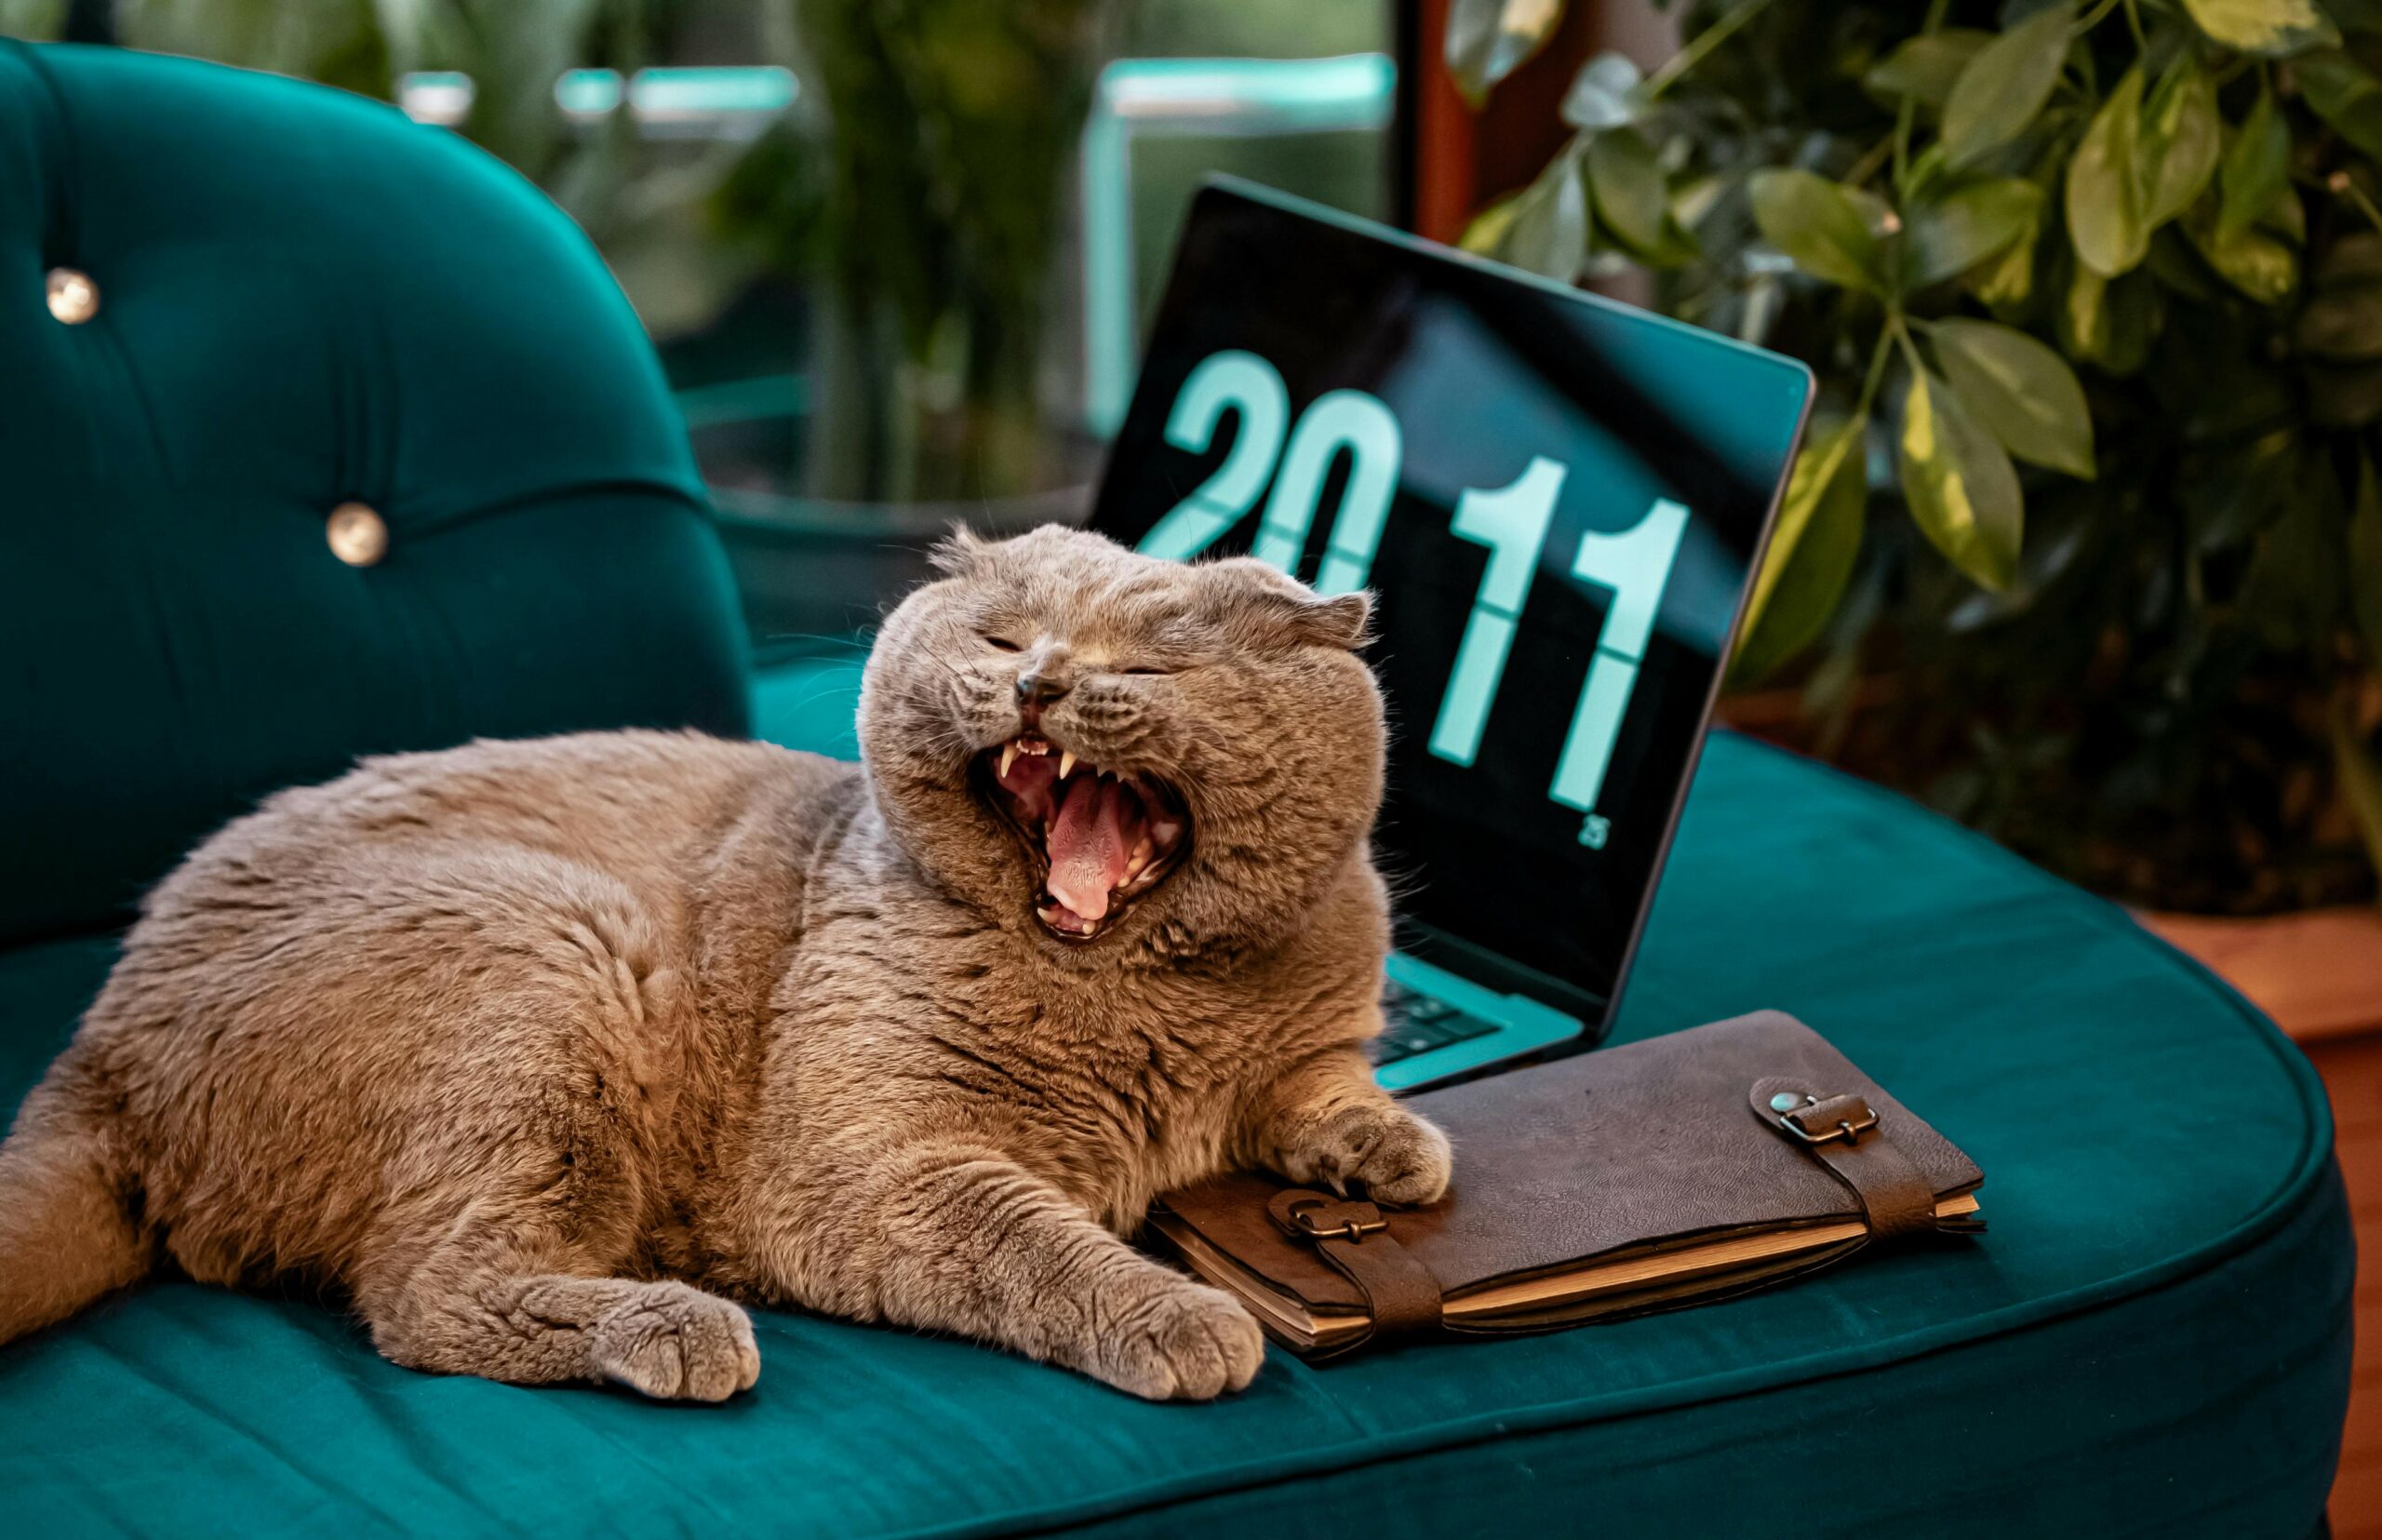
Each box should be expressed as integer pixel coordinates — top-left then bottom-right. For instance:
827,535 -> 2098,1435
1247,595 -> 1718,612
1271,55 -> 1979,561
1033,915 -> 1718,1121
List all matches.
0,40 -> 2351,1540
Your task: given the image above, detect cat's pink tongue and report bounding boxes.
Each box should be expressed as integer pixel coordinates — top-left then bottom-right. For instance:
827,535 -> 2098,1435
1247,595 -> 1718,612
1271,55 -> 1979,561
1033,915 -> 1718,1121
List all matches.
1047,776 -> 1132,921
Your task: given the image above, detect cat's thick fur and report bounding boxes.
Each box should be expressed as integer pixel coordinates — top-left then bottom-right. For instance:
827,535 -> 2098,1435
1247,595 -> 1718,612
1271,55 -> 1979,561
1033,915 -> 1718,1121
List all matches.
0,526 -> 1449,1400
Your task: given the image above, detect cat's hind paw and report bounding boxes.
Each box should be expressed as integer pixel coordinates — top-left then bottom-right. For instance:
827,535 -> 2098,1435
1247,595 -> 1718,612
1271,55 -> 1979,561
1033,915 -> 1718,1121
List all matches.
592,1280 -> 762,1402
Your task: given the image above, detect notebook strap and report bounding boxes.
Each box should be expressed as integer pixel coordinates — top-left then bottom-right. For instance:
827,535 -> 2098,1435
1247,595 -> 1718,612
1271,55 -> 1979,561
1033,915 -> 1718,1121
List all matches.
1268,1189 -> 1442,1350
1748,1078 -> 1938,1239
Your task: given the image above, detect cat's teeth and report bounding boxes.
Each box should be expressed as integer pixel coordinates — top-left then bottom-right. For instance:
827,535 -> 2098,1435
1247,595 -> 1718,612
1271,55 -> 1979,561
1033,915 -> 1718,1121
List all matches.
1058,750 -> 1077,780
999,742 -> 1019,780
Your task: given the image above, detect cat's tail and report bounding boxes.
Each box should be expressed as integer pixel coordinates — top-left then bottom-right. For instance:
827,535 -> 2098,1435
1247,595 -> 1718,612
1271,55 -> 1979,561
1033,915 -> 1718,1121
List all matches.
0,1074 -> 149,1346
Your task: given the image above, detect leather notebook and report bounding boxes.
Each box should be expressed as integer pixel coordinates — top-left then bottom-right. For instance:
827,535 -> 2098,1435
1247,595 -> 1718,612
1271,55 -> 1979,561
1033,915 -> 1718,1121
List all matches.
1149,1011 -> 1984,1359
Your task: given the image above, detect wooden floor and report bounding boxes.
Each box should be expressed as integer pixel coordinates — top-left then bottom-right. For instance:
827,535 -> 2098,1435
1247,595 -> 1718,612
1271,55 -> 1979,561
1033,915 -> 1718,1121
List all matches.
2315,1032 -> 2382,1534
2144,909 -> 2382,1535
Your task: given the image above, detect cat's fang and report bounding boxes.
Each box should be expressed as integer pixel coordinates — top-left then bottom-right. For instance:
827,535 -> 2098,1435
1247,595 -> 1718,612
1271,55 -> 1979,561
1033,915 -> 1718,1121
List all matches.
1057,750 -> 1077,780
998,742 -> 1019,780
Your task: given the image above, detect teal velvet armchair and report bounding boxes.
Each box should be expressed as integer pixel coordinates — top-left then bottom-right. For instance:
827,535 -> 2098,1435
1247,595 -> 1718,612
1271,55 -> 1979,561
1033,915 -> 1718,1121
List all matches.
0,42 -> 2353,1538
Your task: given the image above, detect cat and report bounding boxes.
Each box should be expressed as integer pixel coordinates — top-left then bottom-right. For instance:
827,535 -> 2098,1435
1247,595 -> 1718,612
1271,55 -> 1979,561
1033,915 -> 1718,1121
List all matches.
0,525 -> 1450,1401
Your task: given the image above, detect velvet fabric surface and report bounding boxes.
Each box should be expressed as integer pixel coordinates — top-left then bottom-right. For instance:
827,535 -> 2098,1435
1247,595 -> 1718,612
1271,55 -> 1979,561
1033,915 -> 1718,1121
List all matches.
0,711 -> 2349,1537
0,42 -> 749,947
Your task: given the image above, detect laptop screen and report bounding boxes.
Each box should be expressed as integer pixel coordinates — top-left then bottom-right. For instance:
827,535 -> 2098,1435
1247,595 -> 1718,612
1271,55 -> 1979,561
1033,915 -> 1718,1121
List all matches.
1091,181 -> 1811,1035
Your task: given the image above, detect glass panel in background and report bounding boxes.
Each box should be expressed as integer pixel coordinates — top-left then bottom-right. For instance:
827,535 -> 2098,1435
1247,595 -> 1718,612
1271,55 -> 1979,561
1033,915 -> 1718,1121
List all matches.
703,0 -> 1397,659
0,0 -> 1396,662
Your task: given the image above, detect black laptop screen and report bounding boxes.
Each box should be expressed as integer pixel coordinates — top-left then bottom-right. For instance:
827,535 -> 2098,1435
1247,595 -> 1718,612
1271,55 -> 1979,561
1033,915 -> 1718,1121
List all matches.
1091,183 -> 1810,1029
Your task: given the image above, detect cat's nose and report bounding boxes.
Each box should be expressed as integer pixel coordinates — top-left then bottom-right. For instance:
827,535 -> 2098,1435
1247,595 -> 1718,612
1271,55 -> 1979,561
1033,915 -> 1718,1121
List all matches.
1015,673 -> 1070,709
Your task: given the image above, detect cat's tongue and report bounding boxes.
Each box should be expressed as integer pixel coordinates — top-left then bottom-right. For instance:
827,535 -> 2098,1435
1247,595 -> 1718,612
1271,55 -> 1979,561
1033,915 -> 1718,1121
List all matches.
1047,776 -> 1135,922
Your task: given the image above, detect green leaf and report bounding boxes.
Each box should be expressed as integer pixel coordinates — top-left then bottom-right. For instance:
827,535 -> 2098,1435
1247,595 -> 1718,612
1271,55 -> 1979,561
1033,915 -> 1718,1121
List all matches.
2240,449 -> 2349,647
1498,144 -> 1591,282
2331,711 -> 2382,883
2308,361 -> 2382,426
2145,227 -> 2220,301
1900,368 -> 2024,591
2059,263 -> 2110,360
1747,168 -> 1889,294
1864,30 -> 1993,110
1967,196 -> 2043,309
2297,234 -> 2382,358
2218,86 -> 2291,241
2068,67 -> 2149,277
1732,417 -> 1867,685
1560,50 -> 1642,129
2178,0 -> 2339,56
2140,58 -> 2220,229
2298,50 -> 2382,160
2185,190 -> 2300,304
2353,454 -> 2382,670
1906,178 -> 2044,288
2057,264 -> 2166,373
1942,7 -> 2071,168
1586,127 -> 1668,258
1460,191 -> 1525,256
1445,0 -> 1570,105
1930,318 -> 2096,479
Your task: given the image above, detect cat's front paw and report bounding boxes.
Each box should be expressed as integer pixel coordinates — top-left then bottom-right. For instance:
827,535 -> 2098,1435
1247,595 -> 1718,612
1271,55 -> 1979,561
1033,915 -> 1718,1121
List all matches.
1090,1273 -> 1265,1401
591,1280 -> 762,1402
1278,1102 -> 1452,1207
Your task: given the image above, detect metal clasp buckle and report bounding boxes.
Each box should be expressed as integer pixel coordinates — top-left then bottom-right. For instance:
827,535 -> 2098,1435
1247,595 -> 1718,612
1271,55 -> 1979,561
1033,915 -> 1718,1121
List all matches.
1284,1199 -> 1388,1243
1775,1092 -> 1880,1147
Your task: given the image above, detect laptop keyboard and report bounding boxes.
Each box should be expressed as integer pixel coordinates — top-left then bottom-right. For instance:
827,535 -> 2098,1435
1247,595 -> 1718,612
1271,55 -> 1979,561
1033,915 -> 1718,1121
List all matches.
1372,982 -> 1501,1065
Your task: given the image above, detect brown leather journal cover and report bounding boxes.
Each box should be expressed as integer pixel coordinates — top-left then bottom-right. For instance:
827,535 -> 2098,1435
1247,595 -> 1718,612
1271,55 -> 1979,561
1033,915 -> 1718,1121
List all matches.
1150,1011 -> 1984,1359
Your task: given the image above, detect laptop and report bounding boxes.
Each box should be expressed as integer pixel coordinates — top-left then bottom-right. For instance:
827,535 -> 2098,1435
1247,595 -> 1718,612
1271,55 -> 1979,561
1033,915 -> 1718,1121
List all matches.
1089,180 -> 1813,1091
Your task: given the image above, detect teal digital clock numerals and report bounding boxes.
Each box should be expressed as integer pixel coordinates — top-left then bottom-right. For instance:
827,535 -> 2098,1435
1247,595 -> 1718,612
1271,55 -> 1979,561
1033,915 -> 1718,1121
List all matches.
1425,457 -> 1567,768
1136,350 -> 1693,848
1548,498 -> 1689,824
1137,354 -> 1405,588
1254,391 -> 1400,596
1136,350 -> 1289,562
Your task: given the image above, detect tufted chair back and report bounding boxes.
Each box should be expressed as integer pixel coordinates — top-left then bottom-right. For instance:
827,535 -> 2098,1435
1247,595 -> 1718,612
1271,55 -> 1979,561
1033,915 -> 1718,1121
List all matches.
0,43 -> 751,946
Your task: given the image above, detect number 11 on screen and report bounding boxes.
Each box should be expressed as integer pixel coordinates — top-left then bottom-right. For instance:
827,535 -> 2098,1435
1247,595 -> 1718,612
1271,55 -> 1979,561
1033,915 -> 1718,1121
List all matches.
1131,350 -> 1689,843
1426,461 -> 1687,841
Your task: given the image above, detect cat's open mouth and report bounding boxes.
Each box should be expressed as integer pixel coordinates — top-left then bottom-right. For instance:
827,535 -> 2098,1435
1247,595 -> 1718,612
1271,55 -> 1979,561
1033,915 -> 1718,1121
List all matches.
977,734 -> 1189,941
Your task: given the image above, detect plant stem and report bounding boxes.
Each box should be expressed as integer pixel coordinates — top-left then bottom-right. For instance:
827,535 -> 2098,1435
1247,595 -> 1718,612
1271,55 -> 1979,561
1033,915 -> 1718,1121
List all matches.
1854,314 -> 1900,421
1843,131 -> 1897,190
1891,0 -> 1948,193
1643,0 -> 1778,101
2336,173 -> 2382,234
1888,311 -> 1926,383
2077,0 -> 2122,33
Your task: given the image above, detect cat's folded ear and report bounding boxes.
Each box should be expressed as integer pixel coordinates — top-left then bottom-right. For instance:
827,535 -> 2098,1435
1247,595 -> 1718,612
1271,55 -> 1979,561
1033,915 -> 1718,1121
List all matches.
1201,557 -> 1374,651
927,524 -> 992,579
1283,589 -> 1374,650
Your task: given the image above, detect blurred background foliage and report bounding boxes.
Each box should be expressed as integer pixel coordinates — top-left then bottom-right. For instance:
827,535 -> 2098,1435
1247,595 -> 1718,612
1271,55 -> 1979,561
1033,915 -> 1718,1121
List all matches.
1461,0 -> 2382,914
8,0 -> 2364,916
0,0 -> 1388,506
0,0 -> 1391,630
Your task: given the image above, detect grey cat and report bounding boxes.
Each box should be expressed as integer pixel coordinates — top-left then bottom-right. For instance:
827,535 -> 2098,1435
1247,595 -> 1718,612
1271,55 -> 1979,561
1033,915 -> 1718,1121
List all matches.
0,525 -> 1450,1400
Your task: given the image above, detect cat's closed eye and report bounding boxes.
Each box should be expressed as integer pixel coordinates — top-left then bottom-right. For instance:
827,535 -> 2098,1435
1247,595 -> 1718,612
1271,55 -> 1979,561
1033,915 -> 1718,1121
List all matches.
982,635 -> 1024,653
1118,665 -> 1170,676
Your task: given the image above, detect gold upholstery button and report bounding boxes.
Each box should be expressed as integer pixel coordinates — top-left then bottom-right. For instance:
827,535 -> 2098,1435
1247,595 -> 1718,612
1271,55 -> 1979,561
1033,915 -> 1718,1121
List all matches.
326,502 -> 389,567
46,267 -> 98,324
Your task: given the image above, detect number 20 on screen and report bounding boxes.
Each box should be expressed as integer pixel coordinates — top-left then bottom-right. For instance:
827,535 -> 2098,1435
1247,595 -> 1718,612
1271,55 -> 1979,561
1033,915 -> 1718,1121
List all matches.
1136,349 -> 1687,848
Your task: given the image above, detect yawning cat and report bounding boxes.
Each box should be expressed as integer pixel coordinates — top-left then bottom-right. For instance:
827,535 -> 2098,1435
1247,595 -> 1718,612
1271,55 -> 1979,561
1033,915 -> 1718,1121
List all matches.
0,525 -> 1449,1400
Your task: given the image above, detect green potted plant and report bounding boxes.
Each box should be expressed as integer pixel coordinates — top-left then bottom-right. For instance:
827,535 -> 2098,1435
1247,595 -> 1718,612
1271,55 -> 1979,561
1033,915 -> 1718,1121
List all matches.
753,0 -> 1108,507
1452,0 -> 2382,973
